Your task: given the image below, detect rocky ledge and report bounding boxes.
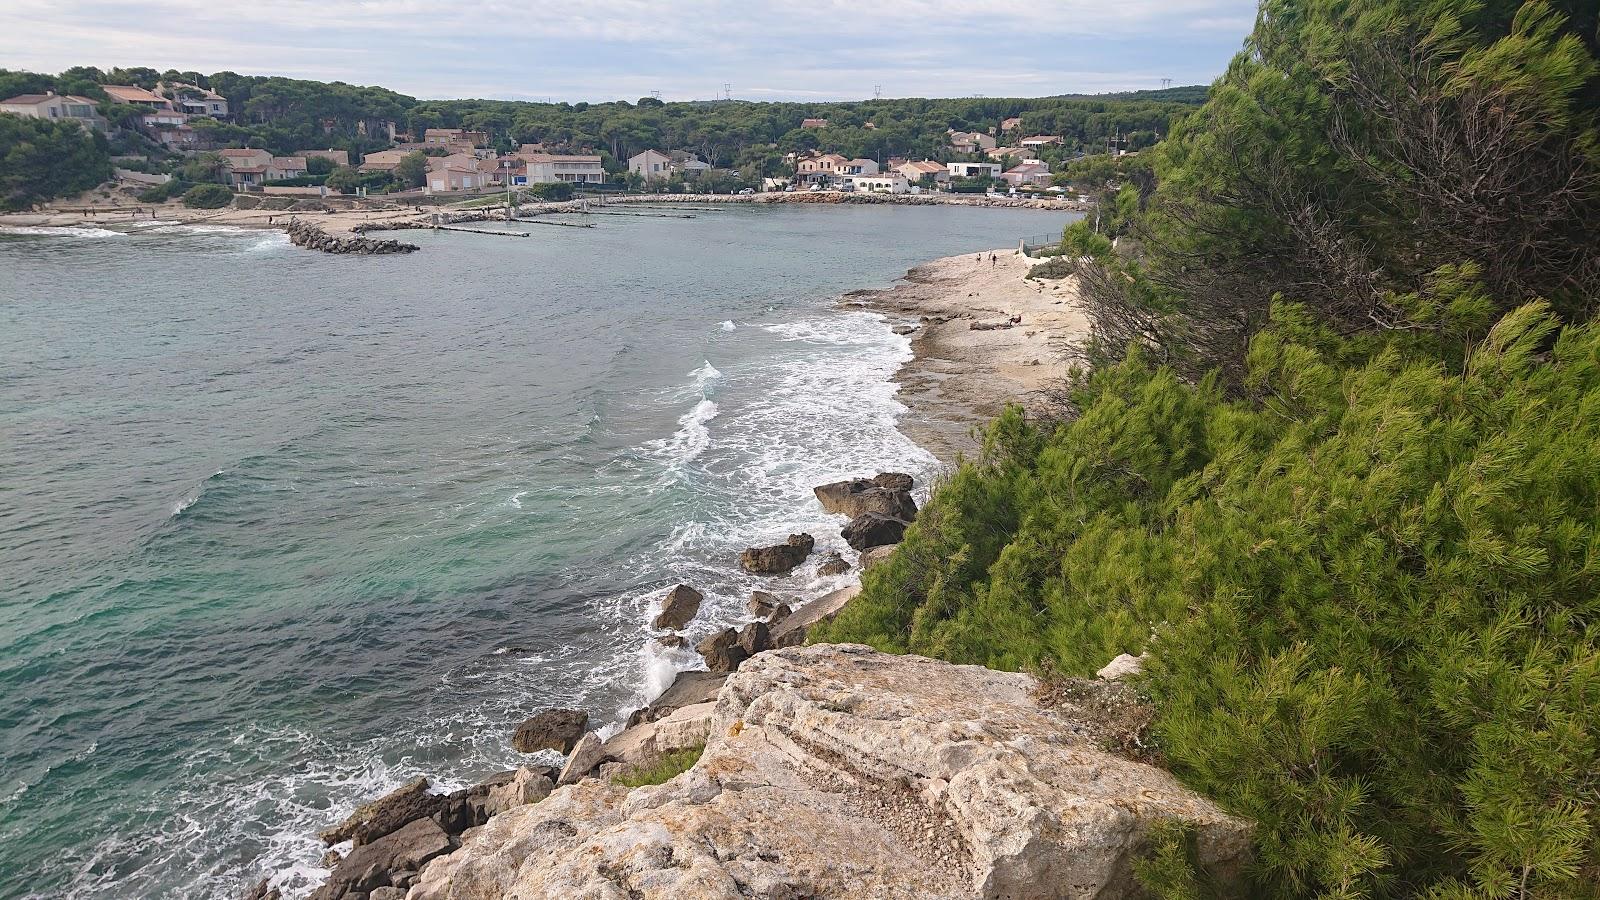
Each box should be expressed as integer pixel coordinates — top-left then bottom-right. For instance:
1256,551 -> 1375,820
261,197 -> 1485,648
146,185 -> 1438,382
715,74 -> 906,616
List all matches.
286,220 -> 418,255
408,644 -> 1252,899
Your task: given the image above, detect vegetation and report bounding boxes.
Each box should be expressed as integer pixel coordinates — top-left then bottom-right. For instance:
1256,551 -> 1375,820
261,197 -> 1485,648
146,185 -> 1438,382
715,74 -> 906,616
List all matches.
180,183 -> 233,208
817,0 -> 1600,896
0,114 -> 111,210
613,747 -> 704,788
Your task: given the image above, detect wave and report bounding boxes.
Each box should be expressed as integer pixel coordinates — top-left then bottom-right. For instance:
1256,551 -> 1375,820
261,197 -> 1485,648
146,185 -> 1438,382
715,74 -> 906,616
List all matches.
687,360 -> 722,391
646,398 -> 719,470
718,320 -> 736,332
170,470 -> 224,519
0,225 -> 127,239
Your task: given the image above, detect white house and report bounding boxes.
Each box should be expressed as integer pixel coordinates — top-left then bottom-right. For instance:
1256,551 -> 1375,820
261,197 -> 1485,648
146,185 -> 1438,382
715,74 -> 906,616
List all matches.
1020,135 -> 1065,148
521,153 -> 604,184
846,173 -> 910,194
629,149 -> 673,179
834,158 -> 879,176
947,161 -> 1004,179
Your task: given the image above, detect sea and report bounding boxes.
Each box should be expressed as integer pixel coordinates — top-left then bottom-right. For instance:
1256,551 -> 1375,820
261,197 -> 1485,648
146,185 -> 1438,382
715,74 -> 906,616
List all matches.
0,202 -> 1078,899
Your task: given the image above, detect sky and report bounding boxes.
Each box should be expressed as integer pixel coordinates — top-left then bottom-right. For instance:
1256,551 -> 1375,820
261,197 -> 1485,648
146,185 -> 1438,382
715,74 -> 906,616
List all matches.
0,0 -> 1258,102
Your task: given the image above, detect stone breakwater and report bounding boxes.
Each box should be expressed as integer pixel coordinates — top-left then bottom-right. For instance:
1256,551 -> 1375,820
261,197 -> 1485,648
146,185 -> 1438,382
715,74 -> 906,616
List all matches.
286,220 -> 419,255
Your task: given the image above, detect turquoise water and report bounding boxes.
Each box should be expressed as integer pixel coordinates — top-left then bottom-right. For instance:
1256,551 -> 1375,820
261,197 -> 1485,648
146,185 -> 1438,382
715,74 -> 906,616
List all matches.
0,204 -> 1078,898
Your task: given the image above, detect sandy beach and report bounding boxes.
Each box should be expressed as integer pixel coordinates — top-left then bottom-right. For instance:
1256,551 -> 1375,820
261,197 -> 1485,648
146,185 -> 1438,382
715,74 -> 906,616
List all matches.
846,249 -> 1089,464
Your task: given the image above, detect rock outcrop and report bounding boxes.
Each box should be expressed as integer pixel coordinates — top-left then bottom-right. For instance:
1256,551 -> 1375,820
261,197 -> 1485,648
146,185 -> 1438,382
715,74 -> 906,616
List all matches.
626,670 -> 726,728
817,551 -> 851,576
651,583 -> 703,630
842,512 -> 909,551
860,544 -> 897,570
311,817 -> 452,899
409,645 -> 1251,900
814,473 -> 918,520
738,533 -> 815,574
510,708 -> 588,754
319,777 -> 442,848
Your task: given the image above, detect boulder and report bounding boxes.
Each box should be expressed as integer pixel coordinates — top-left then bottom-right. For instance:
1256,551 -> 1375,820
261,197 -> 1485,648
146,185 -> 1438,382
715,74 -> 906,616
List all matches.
369,888 -> 406,900
652,584 -> 703,630
770,585 -> 861,649
484,765 -> 554,814
737,621 -> 770,656
599,702 -> 713,772
1097,653 -> 1147,681
311,816 -> 452,899
872,472 -> 915,492
319,776 -> 443,848
511,708 -> 588,754
842,513 -> 909,551
320,850 -> 343,869
860,545 -> 897,571
408,645 -> 1252,900
625,670 -> 727,727
817,552 -> 851,576
697,627 -> 749,673
813,478 -> 917,521
435,770 -> 515,836
655,634 -> 686,650
557,732 -> 605,785
747,590 -> 784,618
739,533 -> 815,574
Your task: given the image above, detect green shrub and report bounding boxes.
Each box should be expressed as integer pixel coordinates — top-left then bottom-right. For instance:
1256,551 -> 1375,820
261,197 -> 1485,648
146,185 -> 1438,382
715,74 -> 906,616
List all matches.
181,183 -> 234,209
612,746 -> 703,788
817,299 -> 1600,897
524,182 -> 574,201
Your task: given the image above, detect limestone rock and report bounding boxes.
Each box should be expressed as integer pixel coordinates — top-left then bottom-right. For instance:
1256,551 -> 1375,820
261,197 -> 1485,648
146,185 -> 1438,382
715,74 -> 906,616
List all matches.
409,645 -> 1250,900
311,816 -> 452,899
600,703 -> 716,772
655,634 -> 686,650
696,627 -> 749,673
739,533 -> 815,574
842,513 -> 908,551
652,584 -> 702,630
484,766 -> 554,815
626,670 -> 727,728
813,477 -> 917,521
860,544 -> 897,571
511,708 -> 588,754
737,620 -> 770,656
770,585 -> 860,648
557,732 -> 604,785
817,552 -> 851,576
747,590 -> 784,618
1098,653 -> 1147,681
319,776 -> 442,848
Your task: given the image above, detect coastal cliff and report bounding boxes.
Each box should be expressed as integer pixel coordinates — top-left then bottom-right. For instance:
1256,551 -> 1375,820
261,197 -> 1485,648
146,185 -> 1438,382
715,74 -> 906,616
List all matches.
405,645 -> 1250,899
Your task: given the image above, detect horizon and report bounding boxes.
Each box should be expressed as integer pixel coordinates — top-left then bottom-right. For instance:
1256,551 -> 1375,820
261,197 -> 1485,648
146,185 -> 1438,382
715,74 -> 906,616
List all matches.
0,0 -> 1255,104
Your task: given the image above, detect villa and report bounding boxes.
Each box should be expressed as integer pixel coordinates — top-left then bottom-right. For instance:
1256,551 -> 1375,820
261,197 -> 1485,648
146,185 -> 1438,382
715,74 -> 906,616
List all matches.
520,153 -> 605,184
947,161 -> 1004,179
893,160 -> 948,184
0,92 -> 106,130
1020,135 -> 1065,148
948,130 -> 997,153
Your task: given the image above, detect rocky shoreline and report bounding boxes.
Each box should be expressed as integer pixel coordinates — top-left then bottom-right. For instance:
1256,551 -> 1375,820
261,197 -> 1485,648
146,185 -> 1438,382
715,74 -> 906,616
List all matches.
274,464 -> 1250,900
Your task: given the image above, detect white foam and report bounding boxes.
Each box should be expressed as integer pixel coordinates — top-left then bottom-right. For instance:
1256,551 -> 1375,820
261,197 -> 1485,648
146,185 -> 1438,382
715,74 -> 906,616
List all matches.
0,225 -> 127,239
719,320 -> 736,332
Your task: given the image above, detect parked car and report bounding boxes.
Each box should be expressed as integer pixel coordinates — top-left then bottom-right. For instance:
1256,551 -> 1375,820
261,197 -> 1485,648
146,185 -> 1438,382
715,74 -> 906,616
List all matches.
738,187 -> 754,195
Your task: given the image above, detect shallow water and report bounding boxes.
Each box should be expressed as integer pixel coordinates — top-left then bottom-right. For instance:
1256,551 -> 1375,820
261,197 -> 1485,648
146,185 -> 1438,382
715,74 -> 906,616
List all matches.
0,204 -> 1078,898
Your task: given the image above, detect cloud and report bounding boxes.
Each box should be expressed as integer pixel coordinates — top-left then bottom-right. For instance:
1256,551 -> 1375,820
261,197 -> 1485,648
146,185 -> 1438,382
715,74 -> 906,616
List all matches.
0,0 -> 1254,101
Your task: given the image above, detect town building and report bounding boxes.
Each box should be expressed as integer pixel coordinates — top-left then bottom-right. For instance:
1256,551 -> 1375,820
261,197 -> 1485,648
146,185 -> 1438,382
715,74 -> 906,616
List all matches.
947,161 -> 1004,179
424,128 -> 489,148
0,92 -> 107,130
300,149 -> 350,168
358,148 -> 411,173
158,83 -> 230,118
1020,135 -> 1065,148
520,153 -> 605,184
834,158 -> 880,176
426,153 -> 490,192
845,174 -> 910,194
218,148 -> 307,186
948,130 -> 997,153
893,160 -> 949,184
1000,159 -> 1053,187
102,84 -> 169,109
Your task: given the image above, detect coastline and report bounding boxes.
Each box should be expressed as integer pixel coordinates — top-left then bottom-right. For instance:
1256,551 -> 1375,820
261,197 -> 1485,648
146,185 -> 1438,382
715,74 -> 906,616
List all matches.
849,248 -> 1088,464
0,189 -> 1083,247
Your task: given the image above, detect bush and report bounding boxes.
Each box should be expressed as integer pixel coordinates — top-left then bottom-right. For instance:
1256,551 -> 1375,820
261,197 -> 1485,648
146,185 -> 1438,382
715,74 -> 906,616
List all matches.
524,181 -> 574,201
816,299 -> 1600,897
612,747 -> 703,788
137,179 -> 186,203
181,183 -> 234,209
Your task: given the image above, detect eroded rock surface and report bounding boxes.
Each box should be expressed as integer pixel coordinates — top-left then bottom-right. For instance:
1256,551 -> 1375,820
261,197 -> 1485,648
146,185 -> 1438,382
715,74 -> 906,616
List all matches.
410,644 -> 1251,900
738,533 -> 815,574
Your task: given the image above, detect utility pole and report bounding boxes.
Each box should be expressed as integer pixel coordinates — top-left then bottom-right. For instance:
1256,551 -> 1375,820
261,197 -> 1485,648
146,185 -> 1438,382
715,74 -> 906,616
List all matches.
1160,77 -> 1172,89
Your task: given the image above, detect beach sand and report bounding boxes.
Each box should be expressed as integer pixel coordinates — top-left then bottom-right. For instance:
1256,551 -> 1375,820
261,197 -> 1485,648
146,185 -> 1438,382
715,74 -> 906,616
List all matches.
846,249 -> 1089,465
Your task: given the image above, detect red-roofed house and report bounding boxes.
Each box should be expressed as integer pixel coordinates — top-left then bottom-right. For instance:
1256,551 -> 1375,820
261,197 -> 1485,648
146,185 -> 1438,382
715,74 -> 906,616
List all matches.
103,84 -> 170,109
